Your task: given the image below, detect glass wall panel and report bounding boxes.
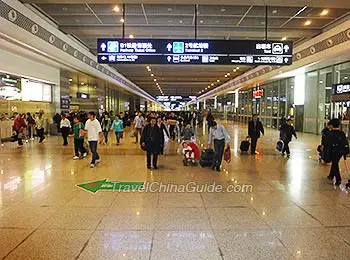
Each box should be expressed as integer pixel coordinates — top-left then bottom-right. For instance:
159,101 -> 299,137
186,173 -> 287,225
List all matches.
279,79 -> 287,118
318,66 -> 333,134
304,71 -> 318,133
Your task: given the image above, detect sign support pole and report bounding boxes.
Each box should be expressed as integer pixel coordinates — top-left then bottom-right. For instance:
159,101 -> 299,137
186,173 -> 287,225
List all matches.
194,4 -> 198,39
122,4 -> 126,39
265,6 -> 268,40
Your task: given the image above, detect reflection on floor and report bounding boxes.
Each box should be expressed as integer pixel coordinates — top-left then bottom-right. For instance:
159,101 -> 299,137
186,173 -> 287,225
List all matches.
0,122 -> 350,260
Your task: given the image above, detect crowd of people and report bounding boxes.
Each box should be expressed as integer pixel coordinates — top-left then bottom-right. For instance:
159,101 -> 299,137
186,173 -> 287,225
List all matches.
8,108 -> 350,186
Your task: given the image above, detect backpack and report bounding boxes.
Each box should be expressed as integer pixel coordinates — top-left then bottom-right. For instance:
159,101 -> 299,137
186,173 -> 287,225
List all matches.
332,131 -> 349,156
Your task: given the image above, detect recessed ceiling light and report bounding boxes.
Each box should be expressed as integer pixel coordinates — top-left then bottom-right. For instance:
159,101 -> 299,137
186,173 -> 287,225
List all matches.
81,82 -> 84,85
225,75 -> 228,77
217,79 -> 220,82
205,87 -> 208,90
221,8 -> 226,12
211,83 -> 214,86
154,79 -> 157,81
113,5 -> 120,12
179,20 -> 183,24
233,69 -> 236,72
129,35 -> 134,39
236,67 -> 240,70
208,86 -> 211,89
304,20 -> 311,26
69,78 -> 72,82
227,73 -> 230,76
200,20 -> 204,24
272,9 -> 278,14
320,9 -> 329,16
146,66 -> 150,69
151,73 -> 154,76
120,18 -> 125,23
281,37 -> 287,41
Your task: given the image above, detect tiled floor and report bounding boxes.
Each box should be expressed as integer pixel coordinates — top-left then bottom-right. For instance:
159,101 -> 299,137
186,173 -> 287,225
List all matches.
0,122 -> 350,259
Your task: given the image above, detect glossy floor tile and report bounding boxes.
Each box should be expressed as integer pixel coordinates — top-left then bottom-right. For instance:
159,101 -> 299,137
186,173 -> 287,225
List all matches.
1,123 -> 350,259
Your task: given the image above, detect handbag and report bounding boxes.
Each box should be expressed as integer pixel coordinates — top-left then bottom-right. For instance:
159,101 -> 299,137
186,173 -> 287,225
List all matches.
224,145 -> 231,163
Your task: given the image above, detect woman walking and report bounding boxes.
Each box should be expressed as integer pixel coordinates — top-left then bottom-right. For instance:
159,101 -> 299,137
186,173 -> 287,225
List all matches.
111,115 -> 124,145
35,113 -> 45,143
157,117 -> 169,156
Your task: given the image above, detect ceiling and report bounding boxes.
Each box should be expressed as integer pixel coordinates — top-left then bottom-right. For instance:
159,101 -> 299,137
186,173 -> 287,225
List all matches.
24,1 -> 350,96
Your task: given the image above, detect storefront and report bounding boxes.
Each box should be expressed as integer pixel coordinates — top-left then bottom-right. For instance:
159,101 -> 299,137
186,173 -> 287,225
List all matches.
304,60 -> 350,135
236,77 -> 295,127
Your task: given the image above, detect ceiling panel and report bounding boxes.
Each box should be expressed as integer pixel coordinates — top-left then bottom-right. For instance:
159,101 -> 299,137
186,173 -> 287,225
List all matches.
32,2 -> 350,96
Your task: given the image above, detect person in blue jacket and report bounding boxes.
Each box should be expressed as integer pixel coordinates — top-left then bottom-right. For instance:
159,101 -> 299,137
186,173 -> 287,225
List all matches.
111,115 -> 124,145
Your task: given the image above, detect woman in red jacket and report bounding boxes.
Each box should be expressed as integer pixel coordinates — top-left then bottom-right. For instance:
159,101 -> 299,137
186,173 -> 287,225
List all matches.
13,113 -> 26,147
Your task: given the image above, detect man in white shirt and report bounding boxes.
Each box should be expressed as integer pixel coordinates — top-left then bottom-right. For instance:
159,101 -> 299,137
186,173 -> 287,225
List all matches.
83,111 -> 103,168
60,114 -> 71,146
208,121 -> 230,172
133,112 -> 144,144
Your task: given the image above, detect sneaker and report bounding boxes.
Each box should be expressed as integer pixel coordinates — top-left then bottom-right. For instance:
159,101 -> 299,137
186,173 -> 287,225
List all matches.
82,152 -> 87,158
281,153 -> 285,156
90,164 -> 95,168
147,165 -> 151,169
215,167 -> 221,172
73,156 -> 79,160
287,154 -> 290,158
334,181 -> 341,186
153,166 -> 158,170
95,159 -> 101,164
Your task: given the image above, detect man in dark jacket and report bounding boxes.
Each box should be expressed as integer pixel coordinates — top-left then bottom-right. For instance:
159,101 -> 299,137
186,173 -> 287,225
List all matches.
326,118 -> 349,186
248,114 -> 264,155
279,118 -> 297,157
141,117 -> 162,169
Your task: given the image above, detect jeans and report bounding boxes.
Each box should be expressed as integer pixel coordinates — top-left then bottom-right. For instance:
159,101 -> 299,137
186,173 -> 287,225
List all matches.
74,138 -> 87,157
213,139 -> 225,168
36,128 -> 45,143
135,128 -> 142,143
61,127 -> 69,145
329,153 -> 343,183
282,140 -> 290,155
27,125 -> 34,139
103,131 -> 109,143
147,151 -> 158,167
169,125 -> 176,140
115,132 -> 122,144
15,130 -> 23,146
89,141 -> 100,164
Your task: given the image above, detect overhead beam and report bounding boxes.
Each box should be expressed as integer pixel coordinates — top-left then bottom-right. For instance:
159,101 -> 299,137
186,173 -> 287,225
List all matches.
60,26 -> 320,39
21,0 -> 350,9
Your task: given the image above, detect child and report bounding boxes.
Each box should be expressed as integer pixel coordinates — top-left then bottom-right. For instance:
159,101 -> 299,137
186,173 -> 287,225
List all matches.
182,141 -> 200,166
72,116 -> 88,160
111,115 -> 124,145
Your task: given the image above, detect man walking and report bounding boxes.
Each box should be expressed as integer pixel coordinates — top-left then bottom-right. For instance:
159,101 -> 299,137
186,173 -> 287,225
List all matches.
141,117 -> 162,169
279,118 -> 297,158
208,121 -> 230,172
83,111 -> 103,168
133,112 -> 144,144
248,114 -> 264,155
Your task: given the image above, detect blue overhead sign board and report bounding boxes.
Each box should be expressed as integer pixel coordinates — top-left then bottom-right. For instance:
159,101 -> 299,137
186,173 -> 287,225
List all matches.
97,39 -> 293,65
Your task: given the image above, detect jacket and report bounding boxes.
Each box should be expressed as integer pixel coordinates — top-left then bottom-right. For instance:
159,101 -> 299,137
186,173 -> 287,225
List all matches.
101,118 -> 111,131
279,124 -> 297,142
248,120 -> 264,138
13,118 -> 26,133
111,119 -> 123,133
141,124 -> 162,153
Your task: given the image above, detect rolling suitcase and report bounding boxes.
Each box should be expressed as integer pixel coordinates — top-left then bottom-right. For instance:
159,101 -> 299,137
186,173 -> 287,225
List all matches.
240,140 -> 250,152
200,149 -> 214,167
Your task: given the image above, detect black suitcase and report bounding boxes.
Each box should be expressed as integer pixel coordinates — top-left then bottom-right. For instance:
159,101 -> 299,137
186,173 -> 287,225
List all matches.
240,140 -> 250,152
200,149 -> 214,167
200,149 -> 214,161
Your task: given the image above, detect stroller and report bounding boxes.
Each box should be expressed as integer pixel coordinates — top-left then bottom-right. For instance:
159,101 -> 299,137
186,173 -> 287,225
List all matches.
181,141 -> 200,166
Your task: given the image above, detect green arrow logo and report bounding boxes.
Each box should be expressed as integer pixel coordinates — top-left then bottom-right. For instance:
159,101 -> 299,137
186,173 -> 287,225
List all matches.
76,179 -> 145,193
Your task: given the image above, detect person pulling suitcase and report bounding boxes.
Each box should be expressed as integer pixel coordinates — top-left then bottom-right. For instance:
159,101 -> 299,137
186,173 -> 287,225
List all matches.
207,121 -> 230,172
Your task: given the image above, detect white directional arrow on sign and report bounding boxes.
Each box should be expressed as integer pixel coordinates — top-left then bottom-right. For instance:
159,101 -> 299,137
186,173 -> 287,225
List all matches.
101,56 -> 107,61
101,43 -> 106,51
166,43 -> 172,52
284,45 -> 289,53
167,56 -> 172,62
